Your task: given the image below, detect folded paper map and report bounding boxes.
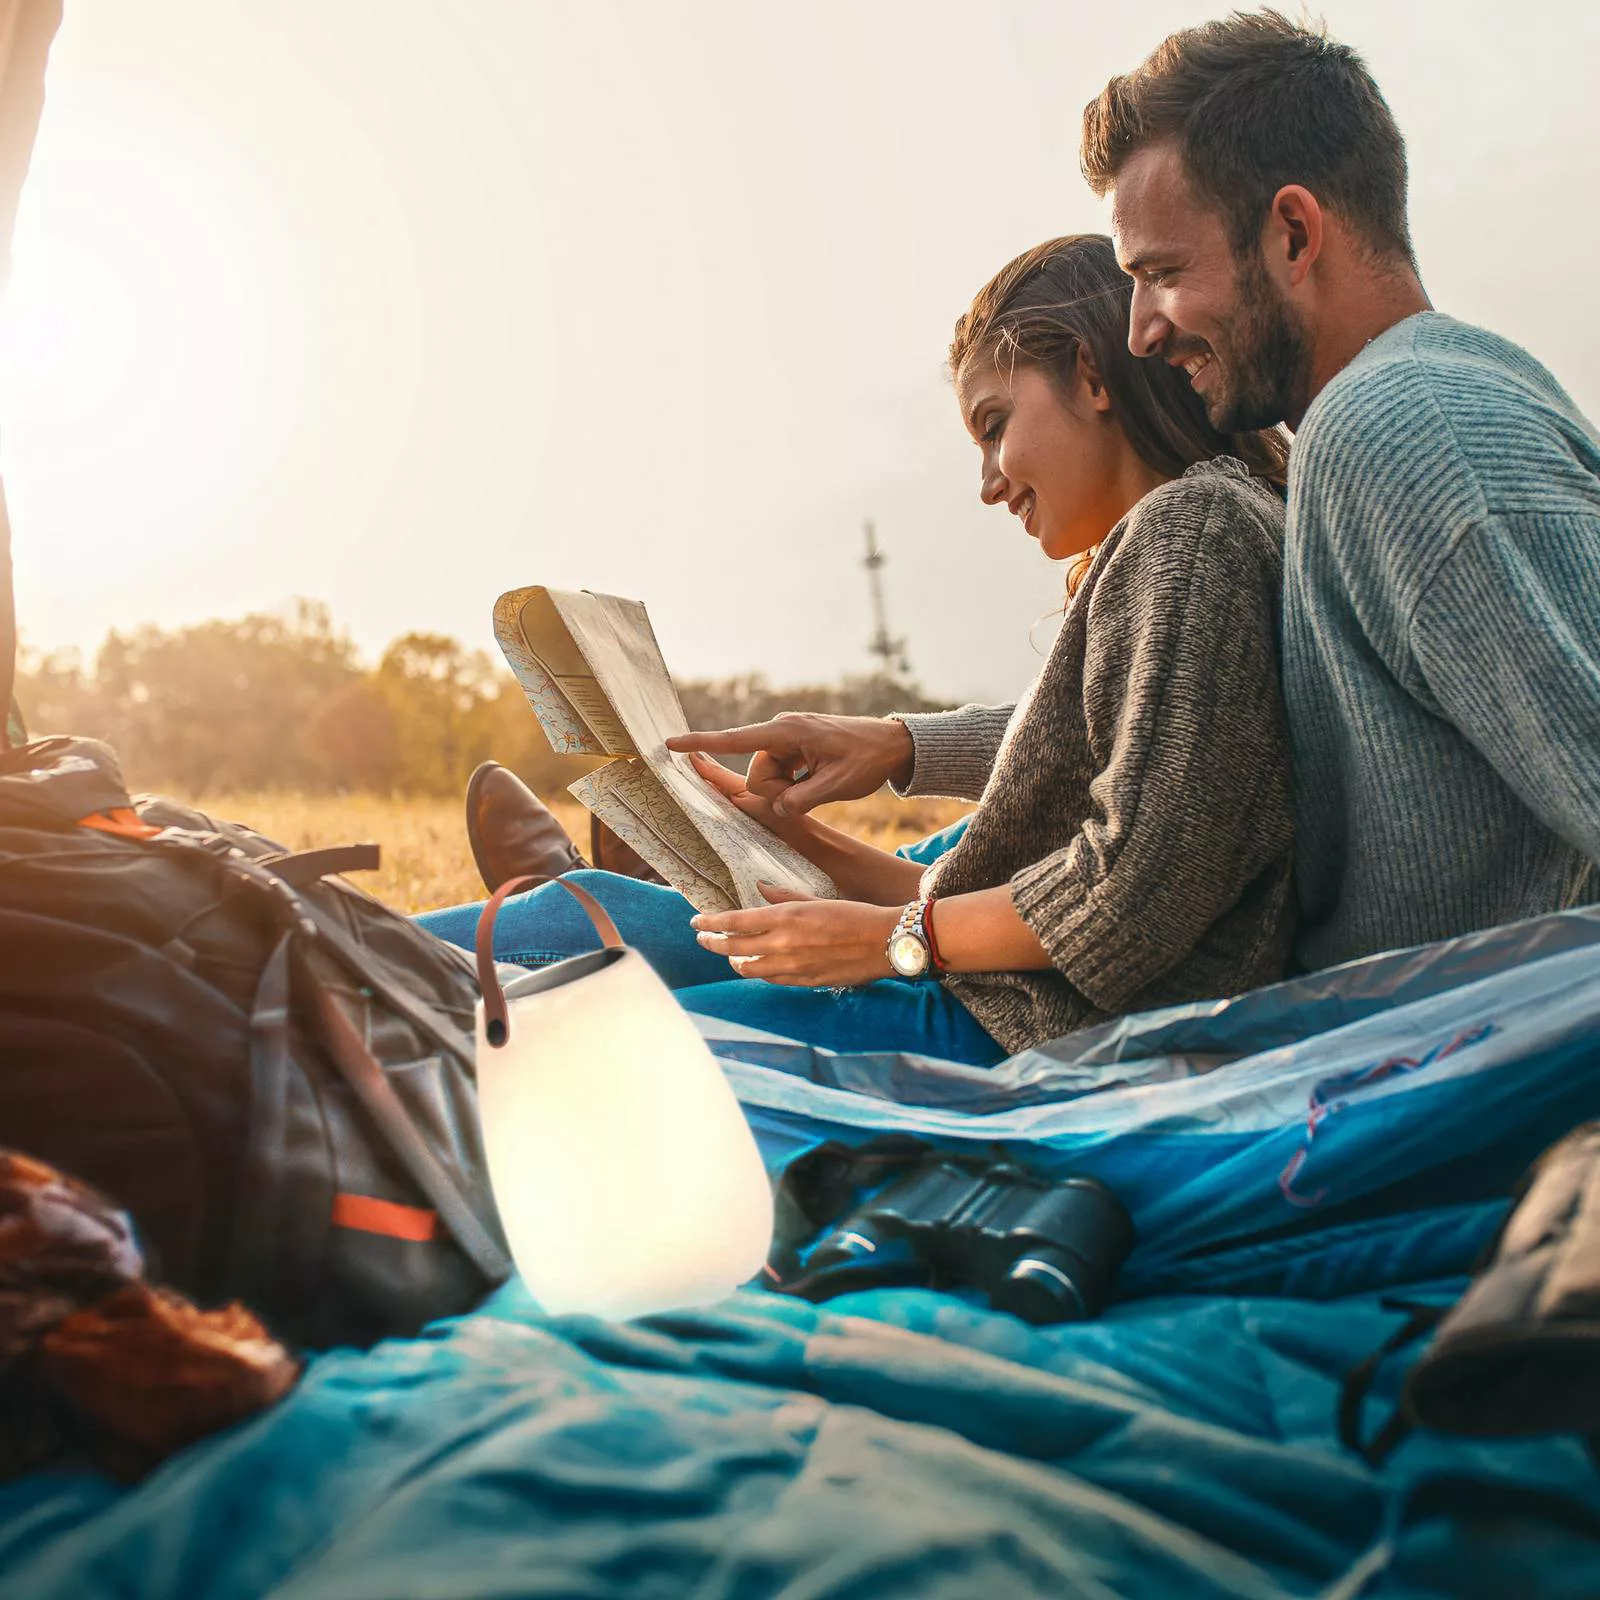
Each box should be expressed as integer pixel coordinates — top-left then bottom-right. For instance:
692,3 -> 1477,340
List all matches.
493,587 -> 838,914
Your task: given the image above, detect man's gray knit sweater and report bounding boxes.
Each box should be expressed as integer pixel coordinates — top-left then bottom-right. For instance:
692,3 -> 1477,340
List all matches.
896,459 -> 1295,1055
1284,313 -> 1600,972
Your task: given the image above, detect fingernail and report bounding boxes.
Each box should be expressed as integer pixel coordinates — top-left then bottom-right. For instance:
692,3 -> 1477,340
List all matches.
689,917 -> 704,930
772,801 -> 788,817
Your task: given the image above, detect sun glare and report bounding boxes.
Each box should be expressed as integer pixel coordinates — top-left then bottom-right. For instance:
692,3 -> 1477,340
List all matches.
0,226 -> 140,430
0,47 -> 312,608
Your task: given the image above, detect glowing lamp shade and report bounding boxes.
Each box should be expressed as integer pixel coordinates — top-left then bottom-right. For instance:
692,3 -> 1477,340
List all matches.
474,878 -> 773,1322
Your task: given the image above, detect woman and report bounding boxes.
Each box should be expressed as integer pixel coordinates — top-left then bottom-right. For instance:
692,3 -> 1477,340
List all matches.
420,234 -> 1294,1066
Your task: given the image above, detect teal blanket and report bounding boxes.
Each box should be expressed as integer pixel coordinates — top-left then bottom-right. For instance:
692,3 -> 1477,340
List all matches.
1,1282 -> 1595,1598
4,907 -> 1600,1597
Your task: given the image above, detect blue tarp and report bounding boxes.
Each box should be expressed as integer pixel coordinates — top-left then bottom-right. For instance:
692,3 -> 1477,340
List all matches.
3,906 -> 1600,1598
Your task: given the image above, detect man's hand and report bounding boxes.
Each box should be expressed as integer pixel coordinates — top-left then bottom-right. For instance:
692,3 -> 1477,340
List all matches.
665,712 -> 915,816
692,884 -> 901,986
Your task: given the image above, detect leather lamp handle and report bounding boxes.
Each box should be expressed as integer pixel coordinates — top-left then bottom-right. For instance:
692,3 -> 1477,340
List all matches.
476,874 -> 623,1049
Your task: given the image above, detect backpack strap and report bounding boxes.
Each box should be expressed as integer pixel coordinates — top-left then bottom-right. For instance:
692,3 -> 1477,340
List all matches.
151,828 -> 478,1072
225,932 -> 297,1304
259,843 -> 382,889
296,949 -> 510,1284
1337,1299 -> 1448,1465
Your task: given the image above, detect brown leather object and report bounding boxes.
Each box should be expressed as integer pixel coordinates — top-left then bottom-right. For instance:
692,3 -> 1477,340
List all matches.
0,1151 -> 142,1359
465,761 -> 585,893
42,1286 -> 298,1465
0,1150 -> 299,1479
589,815 -> 666,885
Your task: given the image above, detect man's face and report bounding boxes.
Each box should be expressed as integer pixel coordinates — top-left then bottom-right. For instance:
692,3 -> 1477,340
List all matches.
1111,141 -> 1311,432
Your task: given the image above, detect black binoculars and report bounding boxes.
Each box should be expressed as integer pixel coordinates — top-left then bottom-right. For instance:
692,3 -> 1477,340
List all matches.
806,1157 -> 1135,1324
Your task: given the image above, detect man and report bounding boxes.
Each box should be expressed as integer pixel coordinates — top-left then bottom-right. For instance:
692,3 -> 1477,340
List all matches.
1080,8 -> 1600,970
650,9 -> 1600,977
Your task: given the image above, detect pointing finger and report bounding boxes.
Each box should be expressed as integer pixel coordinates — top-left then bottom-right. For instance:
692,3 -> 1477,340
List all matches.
666,723 -> 801,756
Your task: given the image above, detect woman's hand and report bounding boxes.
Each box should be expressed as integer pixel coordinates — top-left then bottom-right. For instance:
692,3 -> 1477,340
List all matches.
692,885 -> 901,987
685,750 -> 825,856
689,750 -> 926,904
685,750 -> 781,825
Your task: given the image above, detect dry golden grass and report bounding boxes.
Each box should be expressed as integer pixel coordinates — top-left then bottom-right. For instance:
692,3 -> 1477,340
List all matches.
203,789 -> 973,913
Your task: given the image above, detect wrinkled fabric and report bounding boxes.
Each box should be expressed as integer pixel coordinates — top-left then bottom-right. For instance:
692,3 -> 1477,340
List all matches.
0,1152 -> 298,1481
0,1283 -> 1595,1599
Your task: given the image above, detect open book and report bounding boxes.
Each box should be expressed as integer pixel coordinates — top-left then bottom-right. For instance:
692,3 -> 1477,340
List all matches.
493,587 -> 838,914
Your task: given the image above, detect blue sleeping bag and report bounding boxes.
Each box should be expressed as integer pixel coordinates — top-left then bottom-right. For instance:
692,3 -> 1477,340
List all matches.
707,903 -> 1600,1302
2,905 -> 1599,1598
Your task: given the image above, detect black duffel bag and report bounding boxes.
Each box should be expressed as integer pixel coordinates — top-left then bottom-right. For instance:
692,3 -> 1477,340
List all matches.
0,735 -> 510,1348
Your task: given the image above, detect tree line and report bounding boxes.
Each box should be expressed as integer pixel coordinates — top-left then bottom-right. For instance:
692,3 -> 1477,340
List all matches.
14,601 -> 954,799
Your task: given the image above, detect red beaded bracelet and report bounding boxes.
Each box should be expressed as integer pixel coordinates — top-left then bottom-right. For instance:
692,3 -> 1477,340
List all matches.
922,894 -> 950,974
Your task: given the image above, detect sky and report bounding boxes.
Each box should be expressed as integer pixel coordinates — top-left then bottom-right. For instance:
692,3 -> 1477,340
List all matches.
2,0 -> 1597,704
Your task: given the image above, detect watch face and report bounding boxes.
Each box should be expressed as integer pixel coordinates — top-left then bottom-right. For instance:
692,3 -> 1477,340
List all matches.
889,930 -> 929,977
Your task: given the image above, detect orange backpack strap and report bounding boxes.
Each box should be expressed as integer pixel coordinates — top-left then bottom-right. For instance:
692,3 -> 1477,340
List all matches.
331,1193 -> 440,1243
78,807 -> 162,841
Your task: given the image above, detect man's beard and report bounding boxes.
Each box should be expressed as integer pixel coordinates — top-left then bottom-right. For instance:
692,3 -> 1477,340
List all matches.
1203,255 -> 1311,433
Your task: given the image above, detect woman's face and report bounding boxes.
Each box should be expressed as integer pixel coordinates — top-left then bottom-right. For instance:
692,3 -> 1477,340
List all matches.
955,354 -> 1127,563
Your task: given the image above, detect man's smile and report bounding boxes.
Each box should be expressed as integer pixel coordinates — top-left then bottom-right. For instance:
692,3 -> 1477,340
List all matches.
1171,349 -> 1215,396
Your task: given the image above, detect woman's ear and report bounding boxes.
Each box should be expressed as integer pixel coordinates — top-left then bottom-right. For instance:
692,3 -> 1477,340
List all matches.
1075,346 -> 1114,415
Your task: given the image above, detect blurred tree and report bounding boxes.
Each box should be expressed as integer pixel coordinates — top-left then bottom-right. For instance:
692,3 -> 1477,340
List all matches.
12,604 -> 955,799
374,632 -> 501,794
10,644 -> 101,738
86,600 -> 358,794
302,678 -> 400,792
678,671 -> 951,737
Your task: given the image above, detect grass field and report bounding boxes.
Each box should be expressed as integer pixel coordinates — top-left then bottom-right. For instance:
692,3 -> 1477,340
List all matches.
204,789 -> 973,913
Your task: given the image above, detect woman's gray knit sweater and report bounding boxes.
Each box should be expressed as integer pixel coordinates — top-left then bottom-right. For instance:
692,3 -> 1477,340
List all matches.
897,458 -> 1295,1054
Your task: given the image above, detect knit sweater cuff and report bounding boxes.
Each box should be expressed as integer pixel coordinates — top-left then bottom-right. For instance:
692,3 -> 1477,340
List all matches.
1009,853 -> 1148,1016
889,705 -> 1012,800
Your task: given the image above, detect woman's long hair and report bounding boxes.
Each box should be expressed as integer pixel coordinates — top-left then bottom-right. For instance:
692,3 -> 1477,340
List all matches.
950,234 -> 1289,594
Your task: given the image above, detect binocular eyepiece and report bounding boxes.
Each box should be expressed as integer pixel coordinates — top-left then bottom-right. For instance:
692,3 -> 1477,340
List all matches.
806,1158 -> 1134,1324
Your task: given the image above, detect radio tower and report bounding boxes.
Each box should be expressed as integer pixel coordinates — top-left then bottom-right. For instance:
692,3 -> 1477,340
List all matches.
862,520 -> 912,681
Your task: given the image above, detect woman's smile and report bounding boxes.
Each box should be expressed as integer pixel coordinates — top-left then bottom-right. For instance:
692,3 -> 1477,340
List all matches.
955,360 -> 1131,564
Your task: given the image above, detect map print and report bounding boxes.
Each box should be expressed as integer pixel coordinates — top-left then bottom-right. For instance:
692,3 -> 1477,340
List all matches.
495,585 -> 839,911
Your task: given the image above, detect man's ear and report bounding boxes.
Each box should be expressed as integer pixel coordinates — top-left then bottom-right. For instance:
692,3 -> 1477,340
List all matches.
1266,184 -> 1324,288
1076,346 -> 1114,414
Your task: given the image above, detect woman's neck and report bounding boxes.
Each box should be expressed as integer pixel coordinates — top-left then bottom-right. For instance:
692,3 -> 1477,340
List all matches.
1107,445 -> 1172,530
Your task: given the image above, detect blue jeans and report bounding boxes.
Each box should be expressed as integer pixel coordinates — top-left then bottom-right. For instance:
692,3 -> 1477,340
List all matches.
416,816 -> 1005,1067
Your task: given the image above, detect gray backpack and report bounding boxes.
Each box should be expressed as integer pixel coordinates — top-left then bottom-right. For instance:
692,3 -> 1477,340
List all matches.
0,734 -> 510,1347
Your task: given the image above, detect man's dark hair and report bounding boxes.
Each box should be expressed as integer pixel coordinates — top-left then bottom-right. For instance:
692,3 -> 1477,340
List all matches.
1081,10 -> 1414,265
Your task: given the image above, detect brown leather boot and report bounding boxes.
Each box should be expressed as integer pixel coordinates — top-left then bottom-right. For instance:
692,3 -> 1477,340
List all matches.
465,762 -> 585,894
589,815 -> 667,885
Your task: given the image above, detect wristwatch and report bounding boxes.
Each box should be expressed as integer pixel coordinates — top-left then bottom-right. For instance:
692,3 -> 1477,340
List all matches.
886,895 -> 941,980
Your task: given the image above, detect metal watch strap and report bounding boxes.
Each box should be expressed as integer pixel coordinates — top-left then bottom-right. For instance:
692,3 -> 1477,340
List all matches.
888,894 -> 939,980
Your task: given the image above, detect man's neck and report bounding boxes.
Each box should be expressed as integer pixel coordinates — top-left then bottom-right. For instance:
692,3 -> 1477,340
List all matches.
1291,267 -> 1432,429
